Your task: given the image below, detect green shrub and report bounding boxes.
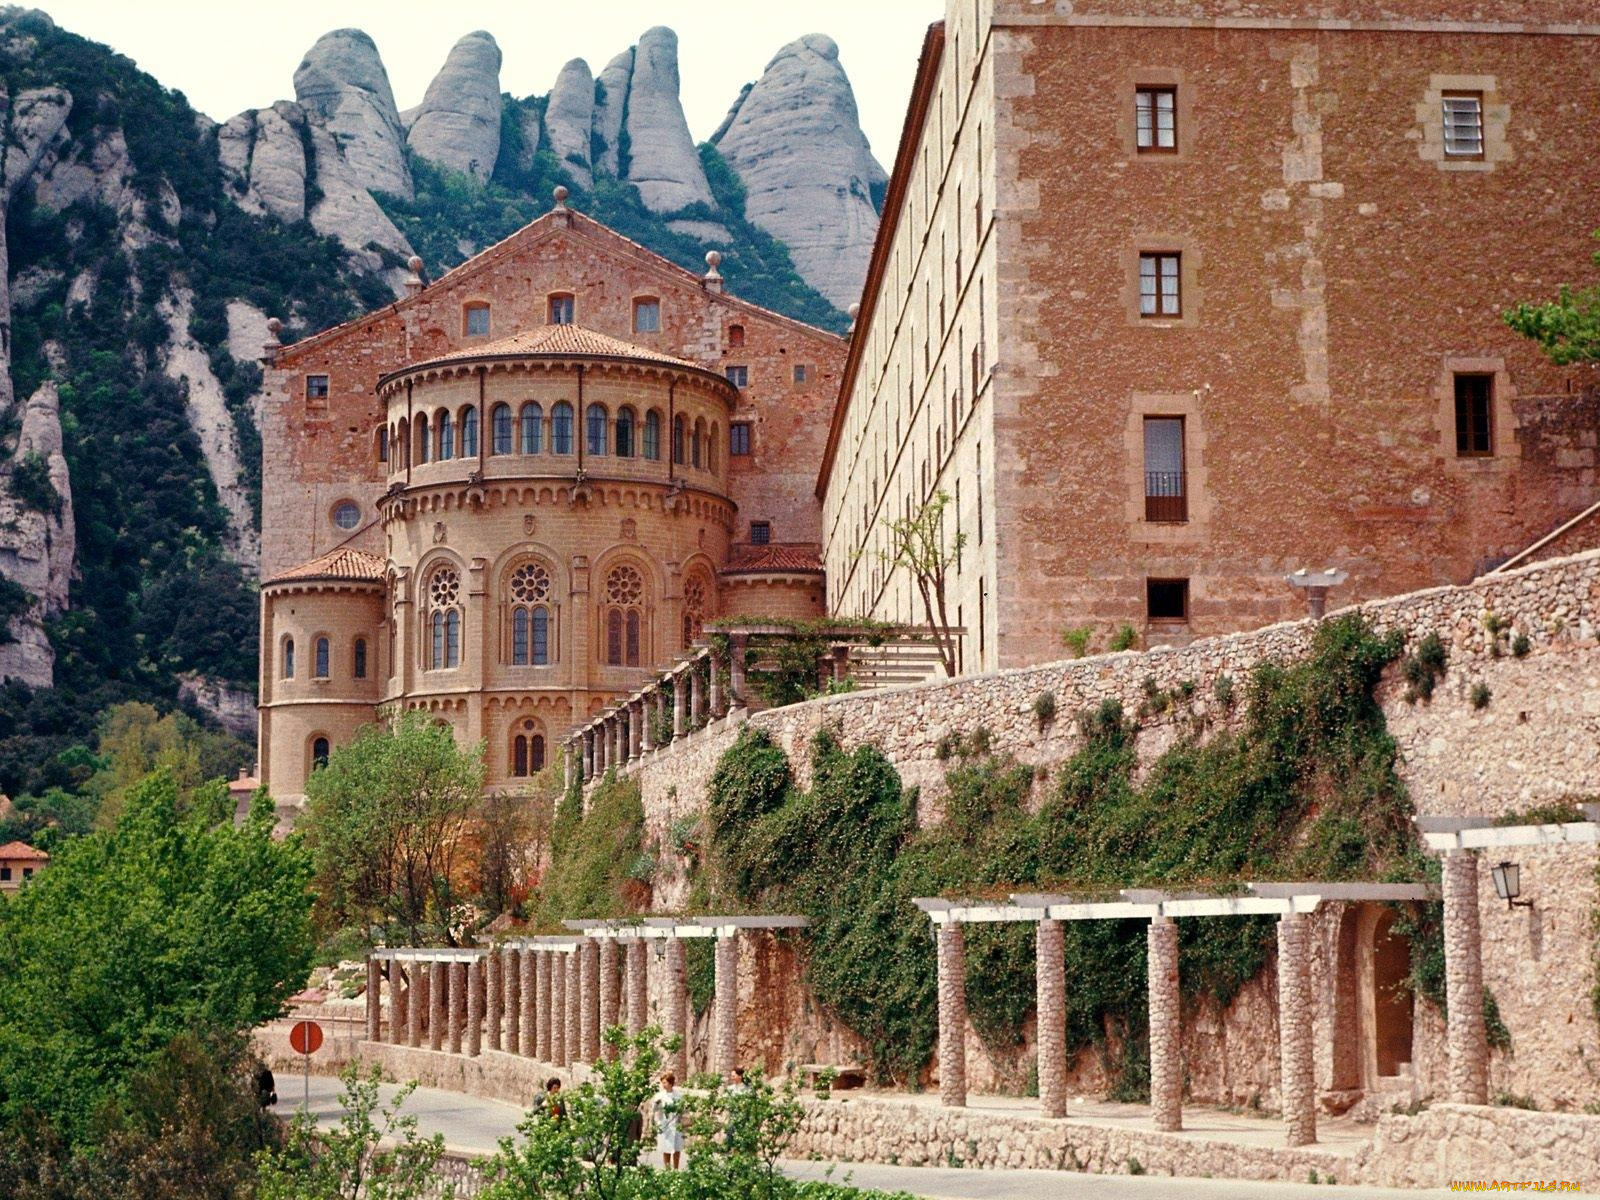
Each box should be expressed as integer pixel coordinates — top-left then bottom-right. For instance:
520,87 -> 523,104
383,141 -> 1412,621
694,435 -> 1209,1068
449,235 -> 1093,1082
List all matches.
1109,624 -> 1139,653
1470,681 -> 1492,710
1061,626 -> 1093,658
1401,633 -> 1449,703
1032,690 -> 1057,726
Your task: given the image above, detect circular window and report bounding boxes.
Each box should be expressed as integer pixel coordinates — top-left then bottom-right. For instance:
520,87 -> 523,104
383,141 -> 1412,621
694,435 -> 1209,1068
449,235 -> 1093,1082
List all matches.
332,501 -> 361,529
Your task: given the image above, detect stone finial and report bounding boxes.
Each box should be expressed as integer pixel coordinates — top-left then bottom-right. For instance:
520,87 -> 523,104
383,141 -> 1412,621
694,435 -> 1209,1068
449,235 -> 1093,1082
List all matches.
1285,566 -> 1350,620
704,249 -> 723,293
404,255 -> 426,297
553,184 -> 569,210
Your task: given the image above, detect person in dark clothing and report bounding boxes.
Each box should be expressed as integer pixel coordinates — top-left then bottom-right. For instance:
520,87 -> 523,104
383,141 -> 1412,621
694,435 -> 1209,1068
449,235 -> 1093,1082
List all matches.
534,1076 -> 565,1122
255,1063 -> 277,1108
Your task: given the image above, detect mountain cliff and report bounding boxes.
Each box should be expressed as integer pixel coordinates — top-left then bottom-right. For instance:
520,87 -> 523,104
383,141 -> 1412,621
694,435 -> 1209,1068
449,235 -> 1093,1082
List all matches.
0,8 -> 886,793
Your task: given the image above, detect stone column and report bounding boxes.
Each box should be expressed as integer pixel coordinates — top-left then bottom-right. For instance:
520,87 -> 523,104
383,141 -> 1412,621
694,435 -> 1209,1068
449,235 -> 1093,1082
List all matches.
610,718 -> 623,768
551,952 -> 569,1067
629,702 -> 643,759
1276,913 -> 1316,1146
664,936 -> 688,1081
641,697 -> 655,752
1035,920 -> 1067,1119
1148,917 -> 1182,1132
537,951 -> 554,1062
486,949 -> 503,1052
521,944 -> 537,1057
1443,850 -> 1489,1104
728,632 -> 748,710
448,959 -> 467,1054
708,651 -> 724,717
392,968 -> 409,1047
468,957 -> 485,1057
366,957 -> 382,1043
627,940 -> 649,1036
429,959 -> 448,1052
583,731 -> 594,780
506,948 -> 523,1055
529,950 -> 544,1061
566,953 -> 583,1064
690,667 -> 704,726
409,963 -> 427,1048
599,938 -> 621,1056
936,921 -> 968,1107
713,932 -> 739,1079
673,675 -> 687,738
581,939 -> 601,1062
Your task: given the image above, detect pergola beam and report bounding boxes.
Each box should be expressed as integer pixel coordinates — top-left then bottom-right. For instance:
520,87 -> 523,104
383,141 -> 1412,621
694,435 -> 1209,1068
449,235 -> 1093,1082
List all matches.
1422,821 -> 1600,851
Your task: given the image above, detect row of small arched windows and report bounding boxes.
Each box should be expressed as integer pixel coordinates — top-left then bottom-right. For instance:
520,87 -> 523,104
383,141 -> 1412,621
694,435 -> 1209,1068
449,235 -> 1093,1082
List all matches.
388,405 -> 719,471
282,635 -> 368,681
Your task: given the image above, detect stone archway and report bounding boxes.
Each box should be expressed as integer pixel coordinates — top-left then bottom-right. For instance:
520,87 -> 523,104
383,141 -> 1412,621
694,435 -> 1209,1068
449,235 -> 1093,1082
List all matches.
1370,908 -> 1415,1080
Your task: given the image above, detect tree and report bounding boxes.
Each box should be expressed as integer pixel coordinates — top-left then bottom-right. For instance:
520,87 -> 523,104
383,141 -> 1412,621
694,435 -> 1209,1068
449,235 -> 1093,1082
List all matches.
873,490 -> 967,677
1504,229 -> 1600,364
300,712 -> 486,944
0,769 -> 313,1142
474,777 -> 553,920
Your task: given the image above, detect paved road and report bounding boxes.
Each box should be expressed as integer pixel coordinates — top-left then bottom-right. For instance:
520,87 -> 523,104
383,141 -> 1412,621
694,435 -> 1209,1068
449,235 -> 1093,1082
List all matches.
283,1077 -> 1461,1200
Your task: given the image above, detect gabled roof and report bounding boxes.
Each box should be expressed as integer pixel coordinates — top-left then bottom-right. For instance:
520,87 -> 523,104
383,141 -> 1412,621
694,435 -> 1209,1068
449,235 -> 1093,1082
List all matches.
264,546 -> 386,587
0,840 -> 48,862
424,324 -> 694,369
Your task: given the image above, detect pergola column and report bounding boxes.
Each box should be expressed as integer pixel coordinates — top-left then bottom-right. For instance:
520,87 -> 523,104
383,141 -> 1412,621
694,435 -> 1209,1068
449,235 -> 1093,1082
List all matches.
641,697 -> 655,752
612,718 -> 624,767
936,921 -> 968,1107
581,938 -> 601,1061
599,938 -> 621,1056
627,940 -> 649,1036
1148,916 -> 1182,1132
537,950 -> 554,1062
565,952 -> 583,1065
551,952 -> 569,1067
392,967 -> 409,1047
728,632 -> 748,710
448,959 -> 467,1054
408,963 -> 427,1047
596,724 -> 608,773
429,959 -> 448,1052
708,650 -> 724,717
1035,919 -> 1067,1119
505,948 -> 523,1055
690,666 -> 704,726
1277,913 -> 1316,1145
673,675 -> 687,737
713,931 -> 739,1079
1443,850 -> 1489,1104
518,945 -> 535,1057
664,935 -> 688,1081
583,731 -> 594,780
468,957 -> 485,1056
629,702 -> 643,759
486,949 -> 503,1052
365,957 -> 382,1043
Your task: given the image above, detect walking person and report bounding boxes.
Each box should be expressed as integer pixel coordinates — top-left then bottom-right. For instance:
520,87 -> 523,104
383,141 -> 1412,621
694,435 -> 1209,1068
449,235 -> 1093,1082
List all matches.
535,1077 -> 565,1123
653,1071 -> 683,1169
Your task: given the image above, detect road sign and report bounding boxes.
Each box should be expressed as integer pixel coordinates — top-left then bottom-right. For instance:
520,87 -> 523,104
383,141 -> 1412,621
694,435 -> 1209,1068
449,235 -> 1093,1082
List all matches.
289,1020 -> 324,1055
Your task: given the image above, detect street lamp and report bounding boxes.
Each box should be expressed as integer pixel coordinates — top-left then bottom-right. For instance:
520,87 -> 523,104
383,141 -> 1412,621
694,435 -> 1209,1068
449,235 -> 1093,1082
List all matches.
1490,860 -> 1533,909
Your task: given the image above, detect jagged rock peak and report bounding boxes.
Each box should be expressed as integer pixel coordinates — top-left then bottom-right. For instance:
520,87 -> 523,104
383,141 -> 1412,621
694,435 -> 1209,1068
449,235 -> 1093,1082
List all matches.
545,58 -> 595,190
292,28 -> 411,198
622,26 -> 714,213
592,48 -> 633,178
407,30 -> 503,183
293,29 -> 399,119
713,32 -> 886,310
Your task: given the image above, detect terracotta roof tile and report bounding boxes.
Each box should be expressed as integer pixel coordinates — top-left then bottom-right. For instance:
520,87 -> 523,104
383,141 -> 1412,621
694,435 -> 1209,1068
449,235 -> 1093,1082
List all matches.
423,323 -> 695,369
0,840 -> 48,862
265,546 -> 386,586
723,543 -> 825,575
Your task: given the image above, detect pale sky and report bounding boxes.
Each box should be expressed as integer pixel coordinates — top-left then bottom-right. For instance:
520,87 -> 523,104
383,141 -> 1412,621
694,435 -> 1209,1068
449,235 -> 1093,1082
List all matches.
32,1 -> 943,173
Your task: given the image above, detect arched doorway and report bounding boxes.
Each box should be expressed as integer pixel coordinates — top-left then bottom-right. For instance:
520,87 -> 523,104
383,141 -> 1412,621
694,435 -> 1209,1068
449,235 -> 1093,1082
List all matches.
1371,909 -> 1414,1078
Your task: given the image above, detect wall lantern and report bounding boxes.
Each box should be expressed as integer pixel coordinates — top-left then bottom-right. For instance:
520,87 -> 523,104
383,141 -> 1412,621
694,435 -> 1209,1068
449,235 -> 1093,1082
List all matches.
1490,860 -> 1533,909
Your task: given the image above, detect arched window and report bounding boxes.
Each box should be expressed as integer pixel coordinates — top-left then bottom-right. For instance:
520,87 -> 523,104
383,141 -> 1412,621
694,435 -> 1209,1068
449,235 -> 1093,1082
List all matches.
436,409 -> 454,460
601,563 -> 645,667
377,426 -> 389,464
491,403 -> 512,454
672,415 -> 686,465
507,560 -> 553,666
643,410 -> 662,461
397,417 -> 409,467
513,734 -> 528,777
416,419 -> 430,464
552,402 -> 574,454
311,736 -> 330,770
709,423 -> 719,473
461,407 -> 479,458
520,403 -> 543,454
510,720 -> 548,777
426,565 -> 462,669
682,571 -> 713,646
353,638 -> 368,679
728,323 -> 745,348
615,406 -> 636,457
314,636 -> 330,678
692,418 -> 705,468
586,403 -> 607,456
282,637 -> 295,678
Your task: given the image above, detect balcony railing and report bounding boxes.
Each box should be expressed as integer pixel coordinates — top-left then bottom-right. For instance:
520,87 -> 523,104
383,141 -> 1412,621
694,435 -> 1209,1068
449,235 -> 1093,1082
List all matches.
1145,471 -> 1187,523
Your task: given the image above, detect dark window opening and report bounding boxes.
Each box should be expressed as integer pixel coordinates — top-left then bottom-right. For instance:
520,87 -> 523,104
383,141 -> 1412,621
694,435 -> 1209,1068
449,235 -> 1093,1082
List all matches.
750,521 -> 771,545
1147,578 -> 1190,622
1455,374 -> 1494,457
306,375 -> 330,401
730,423 -> 752,456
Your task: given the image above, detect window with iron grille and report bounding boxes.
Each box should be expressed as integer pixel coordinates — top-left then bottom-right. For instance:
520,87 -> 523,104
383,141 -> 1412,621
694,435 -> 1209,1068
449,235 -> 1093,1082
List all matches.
750,521 -> 771,545
1143,416 -> 1187,522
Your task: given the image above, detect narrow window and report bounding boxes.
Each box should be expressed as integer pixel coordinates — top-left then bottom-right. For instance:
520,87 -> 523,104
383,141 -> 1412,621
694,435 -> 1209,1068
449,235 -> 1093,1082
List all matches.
512,607 -> 529,665
314,636 -> 330,679
691,419 -> 704,469
306,374 -> 330,401
532,607 -> 549,665
520,403 -> 544,454
1147,578 -> 1190,622
1454,374 -> 1494,457
672,415 -> 686,465
548,293 -> 574,324
730,422 -> 752,457
1136,86 -> 1178,153
1442,91 -> 1485,160
437,410 -> 454,460
727,323 -> 745,348
643,410 -> 661,460
283,638 -> 295,678
793,364 -> 808,384
312,737 -> 330,769
464,303 -> 490,337
709,424 -> 719,473
1143,416 -> 1187,522
353,638 -> 368,679
633,297 -> 660,334
445,609 -> 461,667
551,402 -> 574,454
606,609 -> 623,665
625,610 -> 641,666
416,419 -> 430,464
0,867 -> 9,882
615,406 -> 635,457
431,610 -> 445,668
460,407 -> 479,458
513,735 -> 528,777
531,735 -> 546,772
724,365 -> 748,389
750,520 -> 771,545
1139,252 -> 1182,317
586,403 -> 607,456
377,427 -> 389,463
491,403 -> 513,454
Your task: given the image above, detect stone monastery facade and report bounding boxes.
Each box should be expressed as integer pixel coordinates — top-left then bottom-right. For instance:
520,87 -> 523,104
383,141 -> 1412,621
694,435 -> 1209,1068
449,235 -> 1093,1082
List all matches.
257,199 -> 843,801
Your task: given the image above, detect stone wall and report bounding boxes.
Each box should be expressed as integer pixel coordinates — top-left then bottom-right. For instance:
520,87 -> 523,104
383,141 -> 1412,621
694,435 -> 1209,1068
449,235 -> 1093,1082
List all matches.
1359,1103 -> 1600,1189
608,548 -> 1600,1111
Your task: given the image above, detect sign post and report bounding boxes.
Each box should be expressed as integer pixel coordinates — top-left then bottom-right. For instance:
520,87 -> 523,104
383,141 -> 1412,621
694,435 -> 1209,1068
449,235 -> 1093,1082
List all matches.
288,1019 -> 324,1111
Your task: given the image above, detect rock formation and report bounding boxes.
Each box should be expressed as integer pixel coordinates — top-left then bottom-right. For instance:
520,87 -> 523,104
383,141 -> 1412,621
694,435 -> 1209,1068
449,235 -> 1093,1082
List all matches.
0,379 -> 75,687
406,31 -> 503,183
292,28 -> 411,198
713,34 -> 886,309
544,58 -> 596,189
217,102 -> 307,224
592,49 -> 632,179
620,28 -> 714,212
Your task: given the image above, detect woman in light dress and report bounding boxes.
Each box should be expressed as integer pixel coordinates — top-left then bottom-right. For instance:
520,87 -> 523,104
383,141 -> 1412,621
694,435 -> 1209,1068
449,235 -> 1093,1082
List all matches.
653,1071 -> 684,1169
